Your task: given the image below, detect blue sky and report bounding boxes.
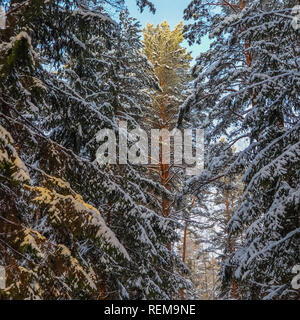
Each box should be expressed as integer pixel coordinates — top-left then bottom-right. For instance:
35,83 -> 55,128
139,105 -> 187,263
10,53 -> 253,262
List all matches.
125,0 -> 211,59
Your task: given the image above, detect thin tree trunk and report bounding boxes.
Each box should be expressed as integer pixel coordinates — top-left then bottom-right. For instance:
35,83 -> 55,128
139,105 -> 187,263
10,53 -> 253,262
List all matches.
225,187 -> 238,300
180,196 -> 196,300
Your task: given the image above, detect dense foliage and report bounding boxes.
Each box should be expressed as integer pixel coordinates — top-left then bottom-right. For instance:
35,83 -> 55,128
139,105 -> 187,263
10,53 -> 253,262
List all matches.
0,0 -> 188,300
181,0 -> 300,300
0,0 -> 299,301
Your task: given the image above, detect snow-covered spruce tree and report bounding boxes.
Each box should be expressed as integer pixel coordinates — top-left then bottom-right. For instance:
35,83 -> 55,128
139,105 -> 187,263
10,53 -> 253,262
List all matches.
0,123 -> 130,299
0,0 -> 187,300
181,0 -> 300,299
0,0 -> 137,300
1,0 -> 188,299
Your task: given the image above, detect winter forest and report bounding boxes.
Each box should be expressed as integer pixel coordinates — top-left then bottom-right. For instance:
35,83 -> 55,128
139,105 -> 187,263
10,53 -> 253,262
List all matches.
0,0 -> 299,300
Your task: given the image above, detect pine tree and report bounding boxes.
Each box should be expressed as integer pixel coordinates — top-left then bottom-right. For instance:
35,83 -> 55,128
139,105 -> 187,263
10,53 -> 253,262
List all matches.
142,20 -> 192,226
142,21 -> 194,298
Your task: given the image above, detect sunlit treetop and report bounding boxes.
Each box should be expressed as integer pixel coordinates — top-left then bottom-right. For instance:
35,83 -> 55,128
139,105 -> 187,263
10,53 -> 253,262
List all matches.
142,20 -> 192,91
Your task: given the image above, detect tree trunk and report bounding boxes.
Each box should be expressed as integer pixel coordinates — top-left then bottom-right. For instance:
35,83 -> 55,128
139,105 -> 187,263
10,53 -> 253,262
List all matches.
225,187 -> 239,300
